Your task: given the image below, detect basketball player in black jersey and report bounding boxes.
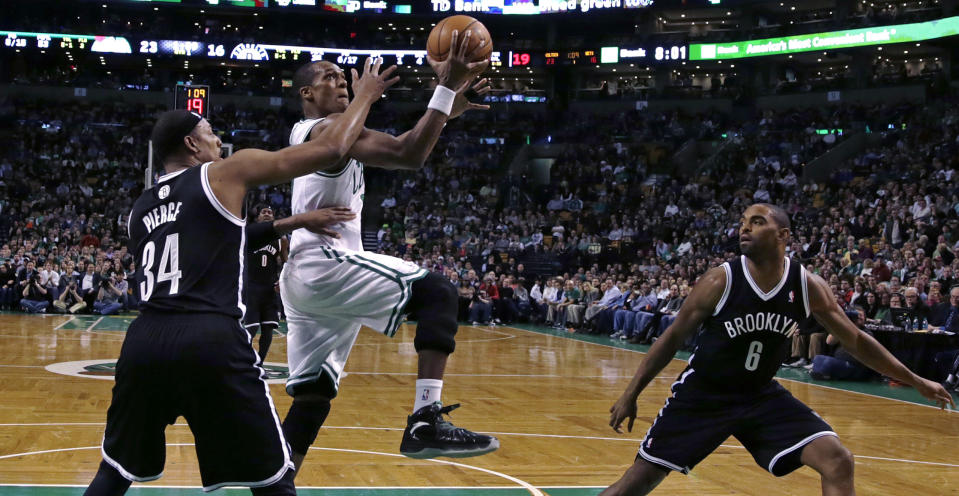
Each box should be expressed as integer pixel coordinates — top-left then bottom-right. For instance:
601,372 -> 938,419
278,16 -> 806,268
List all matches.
83,58 -> 397,496
603,203 -> 954,496
245,205 -> 287,365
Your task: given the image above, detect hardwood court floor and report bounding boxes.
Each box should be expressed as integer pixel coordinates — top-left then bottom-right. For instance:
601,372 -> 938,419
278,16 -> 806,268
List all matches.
0,313 -> 956,495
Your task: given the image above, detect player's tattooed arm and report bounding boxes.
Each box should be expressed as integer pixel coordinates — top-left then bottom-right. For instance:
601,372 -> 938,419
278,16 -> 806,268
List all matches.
609,266 -> 725,433
807,271 -> 955,409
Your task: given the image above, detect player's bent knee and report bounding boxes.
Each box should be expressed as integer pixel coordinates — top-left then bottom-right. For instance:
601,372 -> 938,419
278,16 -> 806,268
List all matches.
803,437 -> 854,481
819,446 -> 854,481
407,273 -> 458,354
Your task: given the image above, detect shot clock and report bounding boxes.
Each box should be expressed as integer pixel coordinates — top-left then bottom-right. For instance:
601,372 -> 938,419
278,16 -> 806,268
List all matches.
175,84 -> 211,120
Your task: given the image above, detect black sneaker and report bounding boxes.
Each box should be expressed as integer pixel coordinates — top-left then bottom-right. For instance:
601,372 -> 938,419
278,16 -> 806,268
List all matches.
399,402 -> 499,459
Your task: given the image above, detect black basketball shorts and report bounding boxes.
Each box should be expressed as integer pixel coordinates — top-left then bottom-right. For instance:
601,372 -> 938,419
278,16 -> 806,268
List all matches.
243,283 -> 280,330
638,369 -> 836,477
101,312 -> 293,491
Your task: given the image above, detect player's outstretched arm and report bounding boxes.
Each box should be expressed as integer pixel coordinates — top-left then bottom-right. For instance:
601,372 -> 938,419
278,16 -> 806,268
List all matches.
205,57 -> 396,220
806,271 -> 955,409
246,207 -> 356,249
609,266 -> 726,433
314,31 -> 490,170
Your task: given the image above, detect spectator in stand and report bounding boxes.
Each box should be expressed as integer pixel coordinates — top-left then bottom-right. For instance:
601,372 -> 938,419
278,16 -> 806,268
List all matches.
545,278 -> 566,326
929,286 -> 959,333
555,280 -> 581,330
479,274 -> 501,324
509,278 -> 532,322
529,278 -> 546,322
53,273 -> 87,314
456,281 -> 475,322
809,307 -> 875,381
469,288 -> 493,326
566,281 -> 597,331
78,263 -> 99,310
20,272 -> 49,313
633,284 -> 684,344
40,261 -> 60,302
92,271 -> 126,315
0,262 -> 15,310
903,286 -> 929,326
584,280 -> 621,330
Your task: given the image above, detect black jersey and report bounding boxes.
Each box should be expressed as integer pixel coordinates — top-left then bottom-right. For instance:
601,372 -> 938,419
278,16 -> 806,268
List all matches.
128,163 -> 246,319
688,255 -> 810,393
247,240 -> 280,287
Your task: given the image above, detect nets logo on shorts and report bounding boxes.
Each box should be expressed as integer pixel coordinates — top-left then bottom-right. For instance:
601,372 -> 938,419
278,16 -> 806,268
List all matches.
45,359 -> 290,383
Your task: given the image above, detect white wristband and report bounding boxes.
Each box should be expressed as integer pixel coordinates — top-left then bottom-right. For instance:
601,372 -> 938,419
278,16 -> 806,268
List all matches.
427,85 -> 456,116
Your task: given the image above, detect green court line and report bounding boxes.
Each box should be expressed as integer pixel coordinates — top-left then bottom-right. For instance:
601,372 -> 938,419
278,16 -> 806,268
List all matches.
35,315 -> 949,407
0,487 -> 603,496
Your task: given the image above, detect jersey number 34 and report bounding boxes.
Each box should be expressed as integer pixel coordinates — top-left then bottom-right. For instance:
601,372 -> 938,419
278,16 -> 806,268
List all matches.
140,233 -> 183,301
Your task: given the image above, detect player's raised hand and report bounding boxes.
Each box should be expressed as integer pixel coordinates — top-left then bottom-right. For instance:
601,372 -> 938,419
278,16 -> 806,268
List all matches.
429,30 -> 490,93
295,207 -> 357,238
350,57 -> 400,103
449,78 -> 491,119
915,377 -> 956,410
609,393 -> 638,434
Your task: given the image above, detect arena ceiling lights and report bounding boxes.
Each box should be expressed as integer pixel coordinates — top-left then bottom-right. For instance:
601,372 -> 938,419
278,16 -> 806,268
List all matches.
691,16 -> 959,61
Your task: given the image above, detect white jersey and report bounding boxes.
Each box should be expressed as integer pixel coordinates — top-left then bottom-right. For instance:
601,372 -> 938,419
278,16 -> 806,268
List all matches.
289,118 -> 365,255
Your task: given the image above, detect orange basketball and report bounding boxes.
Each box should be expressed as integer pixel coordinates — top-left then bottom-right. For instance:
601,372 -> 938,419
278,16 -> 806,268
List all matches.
426,15 -> 493,63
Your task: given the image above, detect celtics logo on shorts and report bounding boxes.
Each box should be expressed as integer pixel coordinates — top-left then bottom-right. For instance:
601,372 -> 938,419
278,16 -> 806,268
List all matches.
45,360 -> 290,384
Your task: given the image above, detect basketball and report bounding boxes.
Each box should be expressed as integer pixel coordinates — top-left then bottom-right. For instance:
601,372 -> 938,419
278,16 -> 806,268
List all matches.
426,15 -> 493,62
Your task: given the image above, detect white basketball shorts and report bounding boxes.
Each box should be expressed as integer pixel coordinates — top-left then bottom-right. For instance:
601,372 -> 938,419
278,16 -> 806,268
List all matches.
279,247 -> 428,396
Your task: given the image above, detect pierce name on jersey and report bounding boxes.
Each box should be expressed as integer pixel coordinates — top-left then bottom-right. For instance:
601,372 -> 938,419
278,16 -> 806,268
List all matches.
288,118 -> 365,256
141,202 -> 183,234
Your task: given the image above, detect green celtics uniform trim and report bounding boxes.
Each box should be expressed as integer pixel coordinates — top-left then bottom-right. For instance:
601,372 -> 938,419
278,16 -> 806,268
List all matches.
286,362 -> 340,396
319,247 -> 428,337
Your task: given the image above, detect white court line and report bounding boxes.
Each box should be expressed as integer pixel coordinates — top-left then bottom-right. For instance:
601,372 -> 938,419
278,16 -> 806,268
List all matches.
52,316 -> 76,330
83,317 -> 105,333
499,325 -> 959,414
310,447 -> 544,496
1,423 -> 956,469
0,445 -> 543,496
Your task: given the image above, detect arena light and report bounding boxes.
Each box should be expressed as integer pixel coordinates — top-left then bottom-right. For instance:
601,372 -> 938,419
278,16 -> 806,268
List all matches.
691,16 -> 959,60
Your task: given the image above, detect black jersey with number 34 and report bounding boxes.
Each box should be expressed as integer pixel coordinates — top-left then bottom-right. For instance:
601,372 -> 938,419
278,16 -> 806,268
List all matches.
128,163 -> 246,319
688,256 -> 811,393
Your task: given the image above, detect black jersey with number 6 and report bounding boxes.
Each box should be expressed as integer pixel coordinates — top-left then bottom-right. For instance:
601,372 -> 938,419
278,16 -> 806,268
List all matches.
688,255 -> 810,393
128,162 -> 246,319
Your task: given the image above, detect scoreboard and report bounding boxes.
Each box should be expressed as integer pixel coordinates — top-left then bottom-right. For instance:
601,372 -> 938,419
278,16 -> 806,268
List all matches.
175,84 -> 211,119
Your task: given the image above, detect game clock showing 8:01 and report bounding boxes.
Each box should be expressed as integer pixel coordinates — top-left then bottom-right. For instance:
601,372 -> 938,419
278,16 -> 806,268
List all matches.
175,84 -> 211,119
654,45 -> 687,61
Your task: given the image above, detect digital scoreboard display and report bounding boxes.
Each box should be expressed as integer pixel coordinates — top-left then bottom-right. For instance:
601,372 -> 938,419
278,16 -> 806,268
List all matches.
175,84 -> 211,119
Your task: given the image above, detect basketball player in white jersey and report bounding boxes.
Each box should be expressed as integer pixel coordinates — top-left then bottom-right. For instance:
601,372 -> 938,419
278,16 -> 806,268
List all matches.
280,31 -> 497,471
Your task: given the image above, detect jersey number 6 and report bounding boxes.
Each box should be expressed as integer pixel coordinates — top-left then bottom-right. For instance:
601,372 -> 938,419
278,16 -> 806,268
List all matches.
745,340 -> 763,371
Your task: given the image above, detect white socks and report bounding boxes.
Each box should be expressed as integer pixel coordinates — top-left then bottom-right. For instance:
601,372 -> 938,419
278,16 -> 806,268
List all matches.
413,379 -> 444,412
